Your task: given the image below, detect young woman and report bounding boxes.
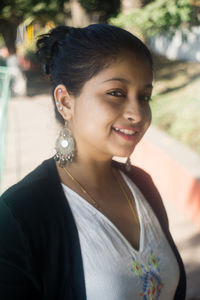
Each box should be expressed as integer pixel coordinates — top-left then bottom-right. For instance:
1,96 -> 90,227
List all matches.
0,24 -> 186,300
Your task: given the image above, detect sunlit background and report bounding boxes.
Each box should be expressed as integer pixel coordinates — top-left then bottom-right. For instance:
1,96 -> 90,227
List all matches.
0,1 -> 200,299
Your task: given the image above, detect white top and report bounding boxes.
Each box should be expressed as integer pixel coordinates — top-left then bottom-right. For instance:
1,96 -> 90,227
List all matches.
62,171 -> 180,300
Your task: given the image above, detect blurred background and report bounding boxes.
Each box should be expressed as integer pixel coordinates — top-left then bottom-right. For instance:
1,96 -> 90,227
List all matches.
0,0 -> 200,299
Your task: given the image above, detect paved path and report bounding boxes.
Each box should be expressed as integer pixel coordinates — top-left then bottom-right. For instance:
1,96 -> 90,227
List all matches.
1,94 -> 59,188
1,93 -> 200,299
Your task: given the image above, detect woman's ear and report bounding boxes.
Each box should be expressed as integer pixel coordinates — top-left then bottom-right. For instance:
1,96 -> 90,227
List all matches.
54,84 -> 74,120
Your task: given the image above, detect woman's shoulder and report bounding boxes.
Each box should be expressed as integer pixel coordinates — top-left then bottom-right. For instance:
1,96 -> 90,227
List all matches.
1,158 -> 54,199
0,157 -> 62,224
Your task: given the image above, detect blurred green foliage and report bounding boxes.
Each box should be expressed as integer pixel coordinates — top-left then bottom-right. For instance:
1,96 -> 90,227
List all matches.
151,57 -> 200,155
151,93 -> 200,154
0,0 -> 122,53
110,0 -> 199,37
0,0 -> 65,19
0,0 -> 67,53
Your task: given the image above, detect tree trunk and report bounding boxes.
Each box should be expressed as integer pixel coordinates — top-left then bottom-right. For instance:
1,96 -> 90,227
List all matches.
0,18 -> 22,55
68,0 -> 90,27
121,0 -> 142,14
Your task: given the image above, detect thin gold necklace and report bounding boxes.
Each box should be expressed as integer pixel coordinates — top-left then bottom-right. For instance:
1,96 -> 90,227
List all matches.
63,166 -> 138,222
112,168 -> 138,222
63,167 -> 103,211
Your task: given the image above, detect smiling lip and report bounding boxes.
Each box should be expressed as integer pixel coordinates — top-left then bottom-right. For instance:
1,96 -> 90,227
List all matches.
112,126 -> 140,141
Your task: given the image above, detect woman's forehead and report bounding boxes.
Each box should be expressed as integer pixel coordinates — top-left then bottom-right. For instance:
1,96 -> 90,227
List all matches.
94,55 -> 152,83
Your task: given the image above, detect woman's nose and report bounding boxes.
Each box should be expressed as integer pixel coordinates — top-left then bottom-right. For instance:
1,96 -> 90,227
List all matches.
123,100 -> 143,123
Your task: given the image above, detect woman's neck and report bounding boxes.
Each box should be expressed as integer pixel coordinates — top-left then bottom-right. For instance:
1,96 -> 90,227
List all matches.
56,157 -> 115,190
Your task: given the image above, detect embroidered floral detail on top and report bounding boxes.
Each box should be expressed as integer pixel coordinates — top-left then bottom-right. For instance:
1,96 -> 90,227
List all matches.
131,250 -> 164,300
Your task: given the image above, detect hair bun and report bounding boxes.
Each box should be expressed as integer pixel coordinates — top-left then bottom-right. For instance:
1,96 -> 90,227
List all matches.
36,26 -> 73,74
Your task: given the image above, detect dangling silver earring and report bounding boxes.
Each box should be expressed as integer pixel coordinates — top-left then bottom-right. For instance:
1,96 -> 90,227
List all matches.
54,121 -> 76,167
126,157 -> 132,171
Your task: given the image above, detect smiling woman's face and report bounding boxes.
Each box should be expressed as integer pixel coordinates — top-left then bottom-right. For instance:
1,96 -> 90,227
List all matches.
67,52 -> 153,161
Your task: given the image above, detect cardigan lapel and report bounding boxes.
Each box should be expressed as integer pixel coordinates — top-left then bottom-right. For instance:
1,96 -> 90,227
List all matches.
42,158 -> 87,300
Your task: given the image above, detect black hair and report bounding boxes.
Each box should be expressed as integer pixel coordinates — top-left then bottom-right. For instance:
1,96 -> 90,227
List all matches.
36,24 -> 153,124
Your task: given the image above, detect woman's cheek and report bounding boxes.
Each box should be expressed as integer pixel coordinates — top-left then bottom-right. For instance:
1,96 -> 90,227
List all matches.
141,103 -> 152,123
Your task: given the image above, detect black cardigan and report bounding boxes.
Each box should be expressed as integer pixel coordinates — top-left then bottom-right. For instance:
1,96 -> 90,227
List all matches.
0,158 -> 186,300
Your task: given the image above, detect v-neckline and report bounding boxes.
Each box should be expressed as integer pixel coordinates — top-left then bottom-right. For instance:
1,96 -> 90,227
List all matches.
61,170 -> 145,254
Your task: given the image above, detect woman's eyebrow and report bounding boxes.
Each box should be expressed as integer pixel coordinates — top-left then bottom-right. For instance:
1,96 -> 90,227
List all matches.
102,77 -> 130,84
102,77 -> 153,89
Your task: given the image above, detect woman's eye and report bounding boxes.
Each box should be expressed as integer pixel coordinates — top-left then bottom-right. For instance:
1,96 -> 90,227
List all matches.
139,95 -> 152,102
107,90 -> 125,97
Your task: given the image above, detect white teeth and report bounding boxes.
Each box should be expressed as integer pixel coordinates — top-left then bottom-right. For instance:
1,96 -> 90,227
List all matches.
114,128 -> 136,135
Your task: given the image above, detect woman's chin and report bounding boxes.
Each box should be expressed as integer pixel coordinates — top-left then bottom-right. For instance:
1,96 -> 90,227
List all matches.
112,148 -> 135,160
